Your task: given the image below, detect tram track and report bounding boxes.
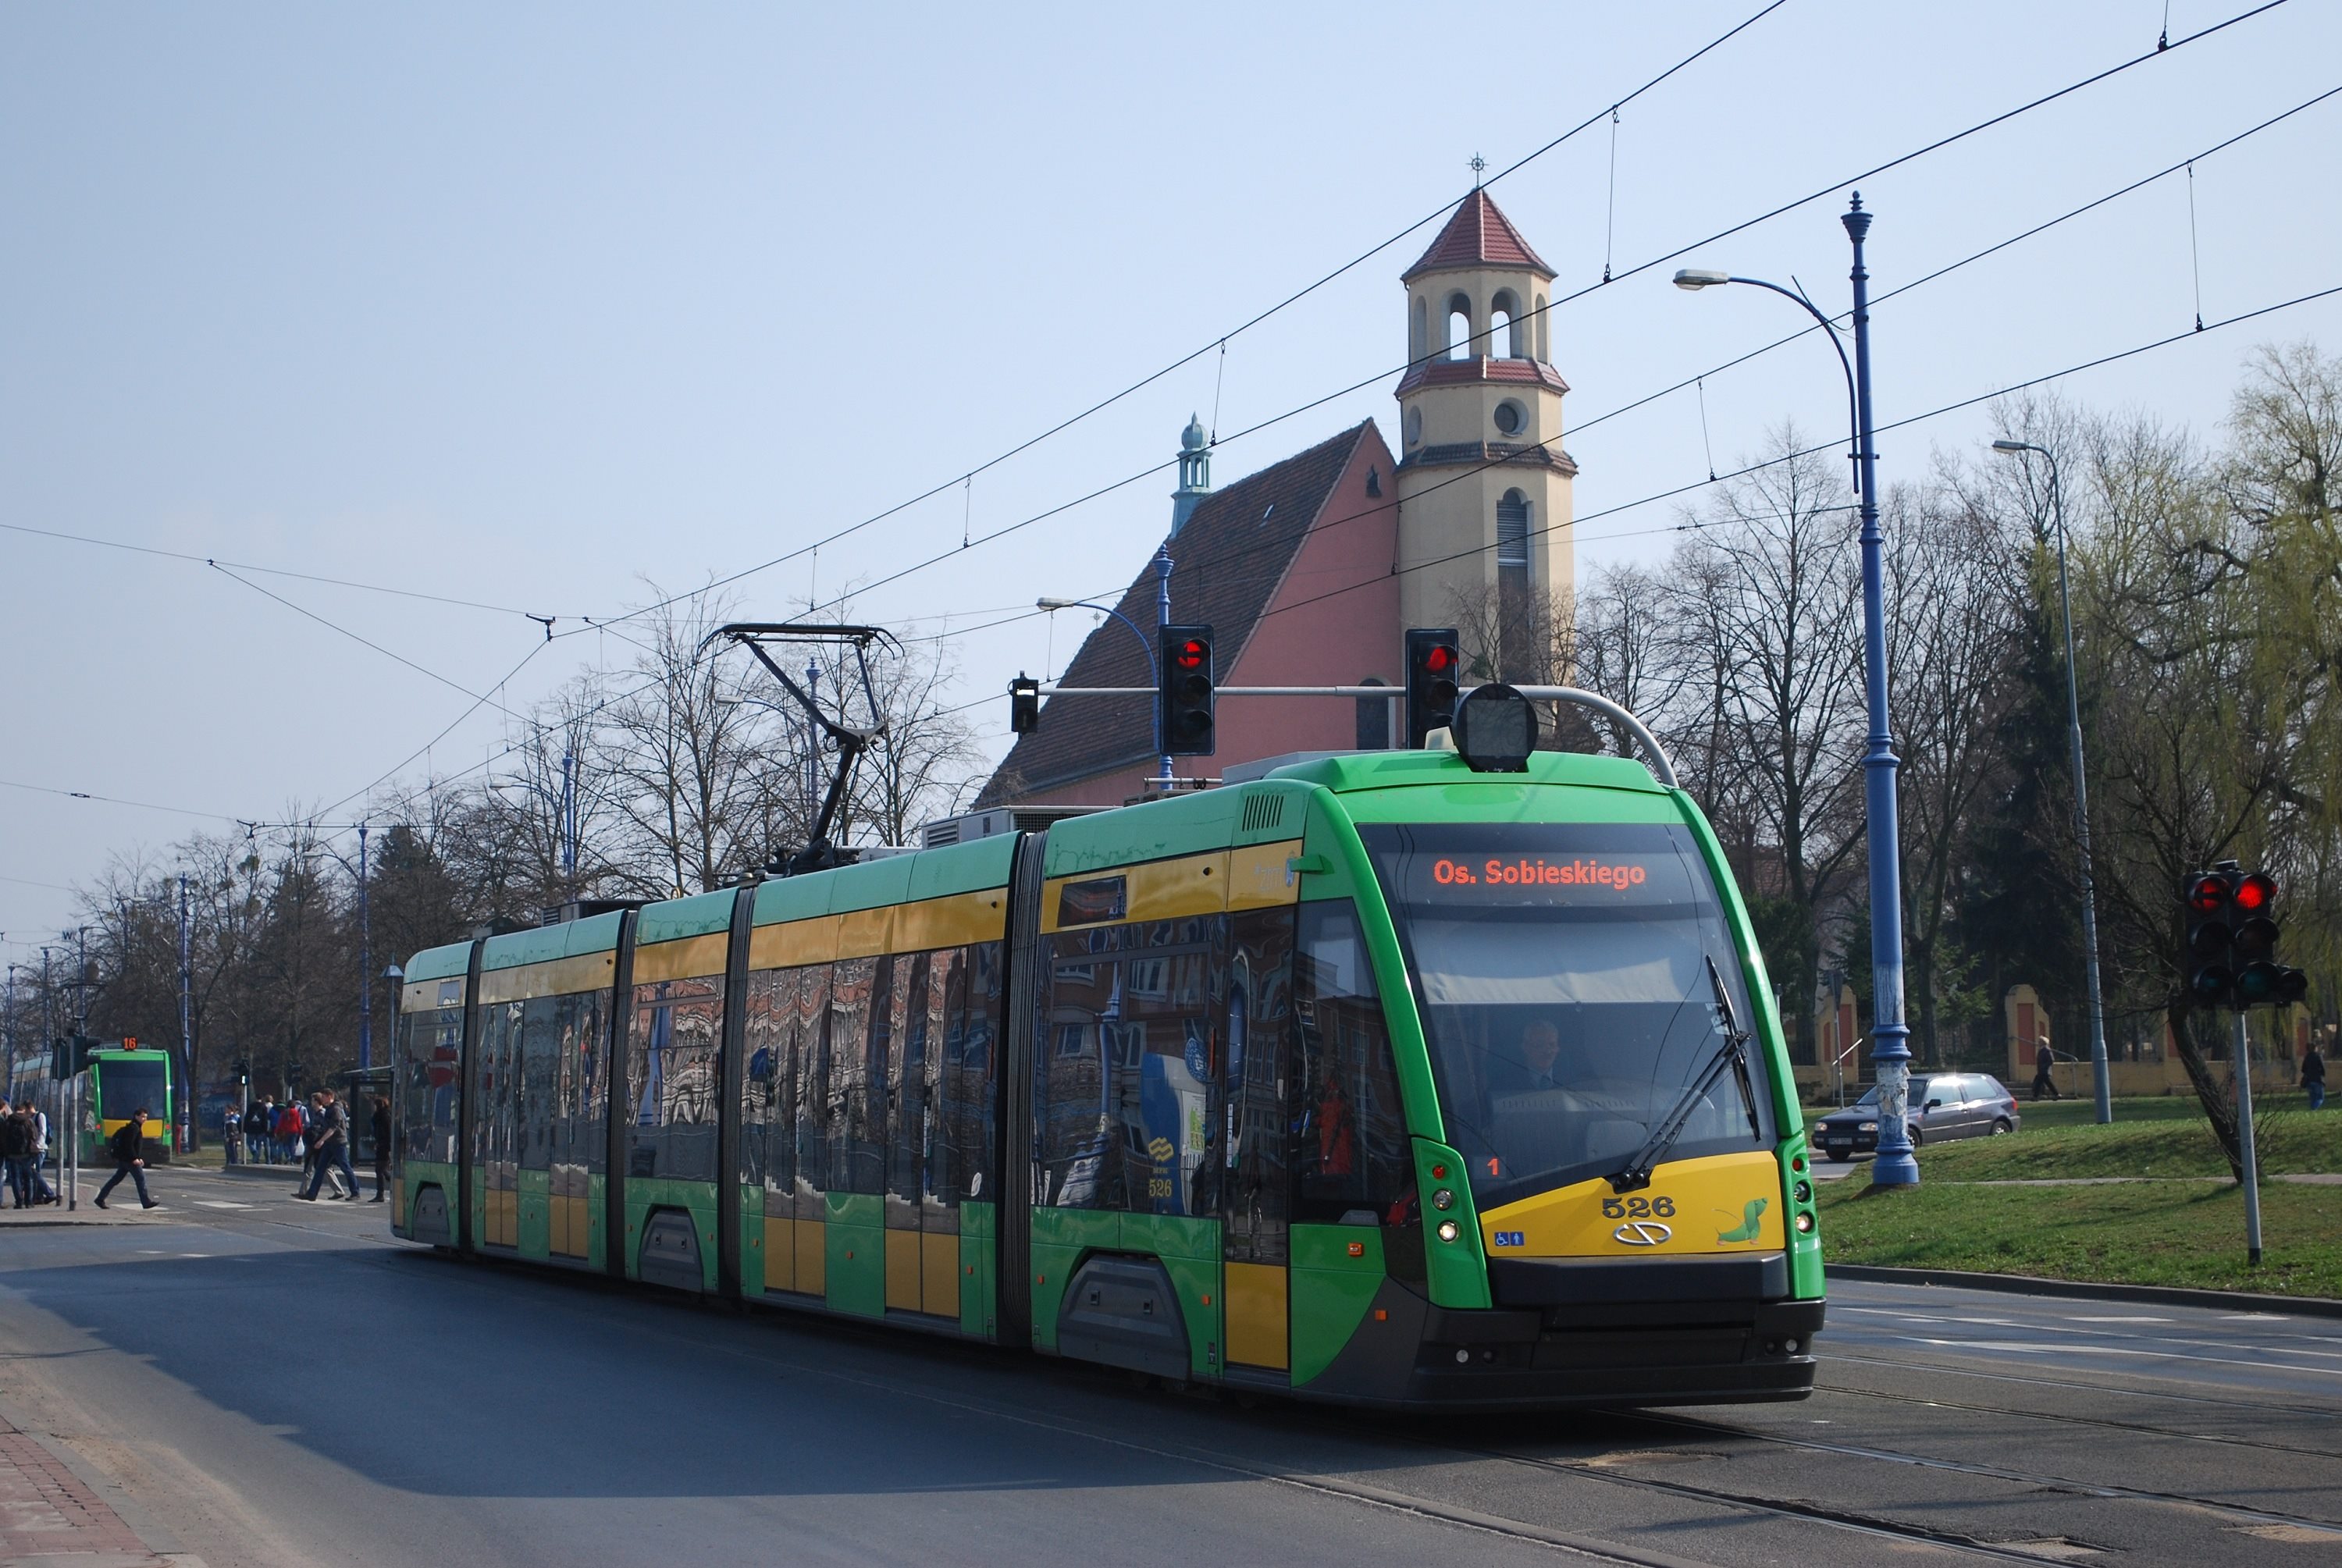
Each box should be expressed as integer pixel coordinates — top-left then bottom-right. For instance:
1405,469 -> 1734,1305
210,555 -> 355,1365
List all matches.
1437,1436 -> 2095,1564
1810,1374 -> 2342,1462
1824,1347 -> 2342,1425
1623,1408 -> 2342,1539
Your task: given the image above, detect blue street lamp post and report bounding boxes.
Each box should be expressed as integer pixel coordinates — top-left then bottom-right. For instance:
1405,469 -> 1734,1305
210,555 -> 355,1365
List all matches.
1037,592 -> 1169,783
1675,192 -> 1917,1187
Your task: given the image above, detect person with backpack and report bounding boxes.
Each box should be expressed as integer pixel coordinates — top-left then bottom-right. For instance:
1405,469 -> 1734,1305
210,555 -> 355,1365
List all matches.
94,1108 -> 158,1209
222,1106 -> 241,1166
25,1101 -> 54,1204
1,1100 -> 32,1207
300,1090 -> 357,1202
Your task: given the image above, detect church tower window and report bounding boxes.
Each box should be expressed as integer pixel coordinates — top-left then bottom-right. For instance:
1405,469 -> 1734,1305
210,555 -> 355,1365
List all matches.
1491,290 -> 1521,357
1411,296 -> 1428,361
1533,295 -> 1548,361
1497,489 -> 1531,572
1445,293 -> 1473,360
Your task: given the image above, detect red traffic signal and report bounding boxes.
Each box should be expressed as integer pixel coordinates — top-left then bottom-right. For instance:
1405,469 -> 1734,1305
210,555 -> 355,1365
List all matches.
2186,873 -> 2231,915
1404,627 -> 1461,748
1157,624 -> 1215,756
2184,865 -> 2304,1012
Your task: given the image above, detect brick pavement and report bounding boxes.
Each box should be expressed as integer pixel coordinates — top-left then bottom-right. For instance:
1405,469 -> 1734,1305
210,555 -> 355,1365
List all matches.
0,1415 -> 189,1566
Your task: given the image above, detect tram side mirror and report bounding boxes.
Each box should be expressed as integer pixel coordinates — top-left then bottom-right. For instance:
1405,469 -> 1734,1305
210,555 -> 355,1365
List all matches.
1451,684 -> 1539,773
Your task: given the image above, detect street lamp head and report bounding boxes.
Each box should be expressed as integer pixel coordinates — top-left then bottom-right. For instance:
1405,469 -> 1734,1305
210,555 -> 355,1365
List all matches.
1673,268 -> 1732,291
1990,439 -> 2034,456
1035,597 -> 1080,610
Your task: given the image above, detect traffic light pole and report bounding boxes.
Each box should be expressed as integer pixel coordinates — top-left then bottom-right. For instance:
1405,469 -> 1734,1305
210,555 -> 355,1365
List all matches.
2233,1008 -> 2263,1265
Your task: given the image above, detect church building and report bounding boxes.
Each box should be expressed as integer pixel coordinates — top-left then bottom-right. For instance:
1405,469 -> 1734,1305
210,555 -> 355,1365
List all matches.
980,187 -> 1575,809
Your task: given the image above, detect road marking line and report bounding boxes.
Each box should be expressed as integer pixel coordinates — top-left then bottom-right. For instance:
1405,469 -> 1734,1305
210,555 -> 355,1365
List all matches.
193,1200 -> 254,1210
1904,1335 -> 2342,1378
2067,1315 -> 2173,1323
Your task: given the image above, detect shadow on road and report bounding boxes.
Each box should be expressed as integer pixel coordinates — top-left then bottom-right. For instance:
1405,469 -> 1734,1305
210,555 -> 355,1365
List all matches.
0,1232 -> 1668,1502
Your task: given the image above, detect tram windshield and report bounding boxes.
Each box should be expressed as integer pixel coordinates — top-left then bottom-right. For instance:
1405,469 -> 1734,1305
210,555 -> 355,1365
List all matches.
1363,821 -> 1774,1202
96,1058 -> 169,1122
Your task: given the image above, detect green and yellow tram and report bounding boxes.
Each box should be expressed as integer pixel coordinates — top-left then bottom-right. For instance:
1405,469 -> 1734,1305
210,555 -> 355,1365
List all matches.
393,744 -> 1824,1407
88,1047 -> 173,1161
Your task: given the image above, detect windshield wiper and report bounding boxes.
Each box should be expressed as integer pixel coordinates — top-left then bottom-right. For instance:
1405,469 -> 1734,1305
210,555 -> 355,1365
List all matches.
1609,956 -> 1763,1193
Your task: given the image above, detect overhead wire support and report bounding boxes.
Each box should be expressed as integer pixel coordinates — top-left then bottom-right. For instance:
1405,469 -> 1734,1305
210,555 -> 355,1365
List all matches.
557,0 -> 1793,642
771,2 -> 2298,627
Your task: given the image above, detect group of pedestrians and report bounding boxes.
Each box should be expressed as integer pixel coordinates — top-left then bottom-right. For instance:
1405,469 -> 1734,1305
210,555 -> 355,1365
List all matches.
226,1096 -> 309,1164
0,1097 -> 57,1207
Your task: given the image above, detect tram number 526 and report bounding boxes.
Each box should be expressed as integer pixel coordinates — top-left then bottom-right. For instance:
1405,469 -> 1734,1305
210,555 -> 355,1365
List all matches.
1601,1196 -> 1675,1219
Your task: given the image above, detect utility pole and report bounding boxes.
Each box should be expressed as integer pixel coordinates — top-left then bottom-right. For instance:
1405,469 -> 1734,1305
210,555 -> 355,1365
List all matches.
358,823 -> 372,1072
1153,543 -> 1176,785
178,875 -> 194,1153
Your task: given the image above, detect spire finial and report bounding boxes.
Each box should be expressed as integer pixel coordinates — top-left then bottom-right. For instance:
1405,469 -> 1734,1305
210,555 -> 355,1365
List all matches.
1469,153 -> 1486,187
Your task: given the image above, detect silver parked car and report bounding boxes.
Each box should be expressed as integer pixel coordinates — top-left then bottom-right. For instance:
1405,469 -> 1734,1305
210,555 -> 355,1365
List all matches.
1813,1073 -> 2021,1161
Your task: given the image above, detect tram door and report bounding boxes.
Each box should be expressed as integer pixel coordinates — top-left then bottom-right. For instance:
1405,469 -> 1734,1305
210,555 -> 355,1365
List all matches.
1221,909 -> 1294,1373
477,1001 -> 521,1248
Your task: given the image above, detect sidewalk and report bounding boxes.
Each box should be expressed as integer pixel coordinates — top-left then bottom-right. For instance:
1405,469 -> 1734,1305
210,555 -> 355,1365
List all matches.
0,1413 -> 204,1566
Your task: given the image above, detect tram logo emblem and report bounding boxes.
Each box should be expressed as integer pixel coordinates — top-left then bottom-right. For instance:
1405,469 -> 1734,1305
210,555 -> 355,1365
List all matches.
1612,1221 -> 1672,1246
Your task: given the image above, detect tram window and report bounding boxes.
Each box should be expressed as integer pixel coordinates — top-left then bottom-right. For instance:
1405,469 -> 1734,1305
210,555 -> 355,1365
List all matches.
400,1004 -> 462,1164
518,996 -> 559,1172
1290,902 -> 1410,1225
886,952 -> 933,1218
628,974 -> 723,1183
797,962 -> 834,1204
1040,938 -> 1120,1210
1224,908 -> 1293,1264
742,968 -> 794,1193
575,989 -> 607,1174
931,950 -> 971,1208
1362,820 -> 1775,1202
476,1001 -> 521,1173
825,956 -> 886,1196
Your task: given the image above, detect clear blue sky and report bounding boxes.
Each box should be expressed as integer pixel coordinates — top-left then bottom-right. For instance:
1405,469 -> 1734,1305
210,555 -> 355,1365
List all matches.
4,1 -> 2338,947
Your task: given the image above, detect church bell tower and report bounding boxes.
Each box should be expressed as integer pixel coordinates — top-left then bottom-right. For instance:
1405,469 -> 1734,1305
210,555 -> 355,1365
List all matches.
1393,187 -> 1575,675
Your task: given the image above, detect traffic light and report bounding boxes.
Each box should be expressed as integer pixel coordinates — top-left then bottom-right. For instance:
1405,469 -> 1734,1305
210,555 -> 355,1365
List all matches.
2184,865 -> 2308,1010
1159,625 -> 1215,756
1008,673 -> 1041,735
1404,628 -> 1461,748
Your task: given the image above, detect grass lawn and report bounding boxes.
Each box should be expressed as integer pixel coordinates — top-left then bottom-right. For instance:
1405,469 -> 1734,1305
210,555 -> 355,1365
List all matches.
1880,1100 -> 2342,1182
1817,1178 -> 2342,1298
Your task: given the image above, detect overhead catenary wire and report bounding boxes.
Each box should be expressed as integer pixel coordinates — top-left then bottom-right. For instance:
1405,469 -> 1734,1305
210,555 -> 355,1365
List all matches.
0,519 -> 565,622
7,5 -> 2308,870
931,78 -> 2342,611
1251,278 -> 2342,628
552,1 -> 1795,643
764,2 -> 2298,628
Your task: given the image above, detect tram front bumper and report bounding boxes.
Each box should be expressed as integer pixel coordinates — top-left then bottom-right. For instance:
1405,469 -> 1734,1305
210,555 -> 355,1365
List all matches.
1303,1253 -> 1823,1410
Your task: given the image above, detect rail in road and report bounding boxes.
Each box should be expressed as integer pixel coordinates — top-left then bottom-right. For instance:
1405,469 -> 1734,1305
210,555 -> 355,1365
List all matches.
0,1165 -> 2337,1566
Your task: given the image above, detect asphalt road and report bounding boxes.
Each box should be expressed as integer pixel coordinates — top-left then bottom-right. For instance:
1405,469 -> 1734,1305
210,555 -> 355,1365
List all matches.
1,1164 -> 2337,1566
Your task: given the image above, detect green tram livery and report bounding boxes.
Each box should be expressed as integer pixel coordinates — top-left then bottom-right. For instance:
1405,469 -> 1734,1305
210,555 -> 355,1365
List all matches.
393,747 -> 1824,1407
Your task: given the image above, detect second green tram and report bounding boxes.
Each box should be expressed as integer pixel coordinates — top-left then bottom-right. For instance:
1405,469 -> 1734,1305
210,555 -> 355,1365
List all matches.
393,748 -> 1824,1407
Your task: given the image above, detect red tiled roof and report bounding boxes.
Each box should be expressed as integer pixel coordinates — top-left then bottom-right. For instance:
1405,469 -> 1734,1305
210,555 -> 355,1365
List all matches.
1394,355 -> 1570,398
1403,188 -> 1554,281
978,424 -> 1374,805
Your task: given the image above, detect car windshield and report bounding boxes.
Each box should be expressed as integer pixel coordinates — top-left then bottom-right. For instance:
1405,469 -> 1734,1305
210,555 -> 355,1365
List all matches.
1363,821 -> 1774,1204
1847,1077 -> 1934,1111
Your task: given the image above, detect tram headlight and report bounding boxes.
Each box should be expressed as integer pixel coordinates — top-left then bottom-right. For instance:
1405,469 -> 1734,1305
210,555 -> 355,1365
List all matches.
1795,1211 -> 1814,1234
1431,1188 -> 1454,1211
1436,1220 -> 1460,1243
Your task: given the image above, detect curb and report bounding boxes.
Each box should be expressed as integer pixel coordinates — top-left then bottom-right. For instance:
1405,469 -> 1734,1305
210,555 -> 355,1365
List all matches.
1825,1262 -> 2342,1319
